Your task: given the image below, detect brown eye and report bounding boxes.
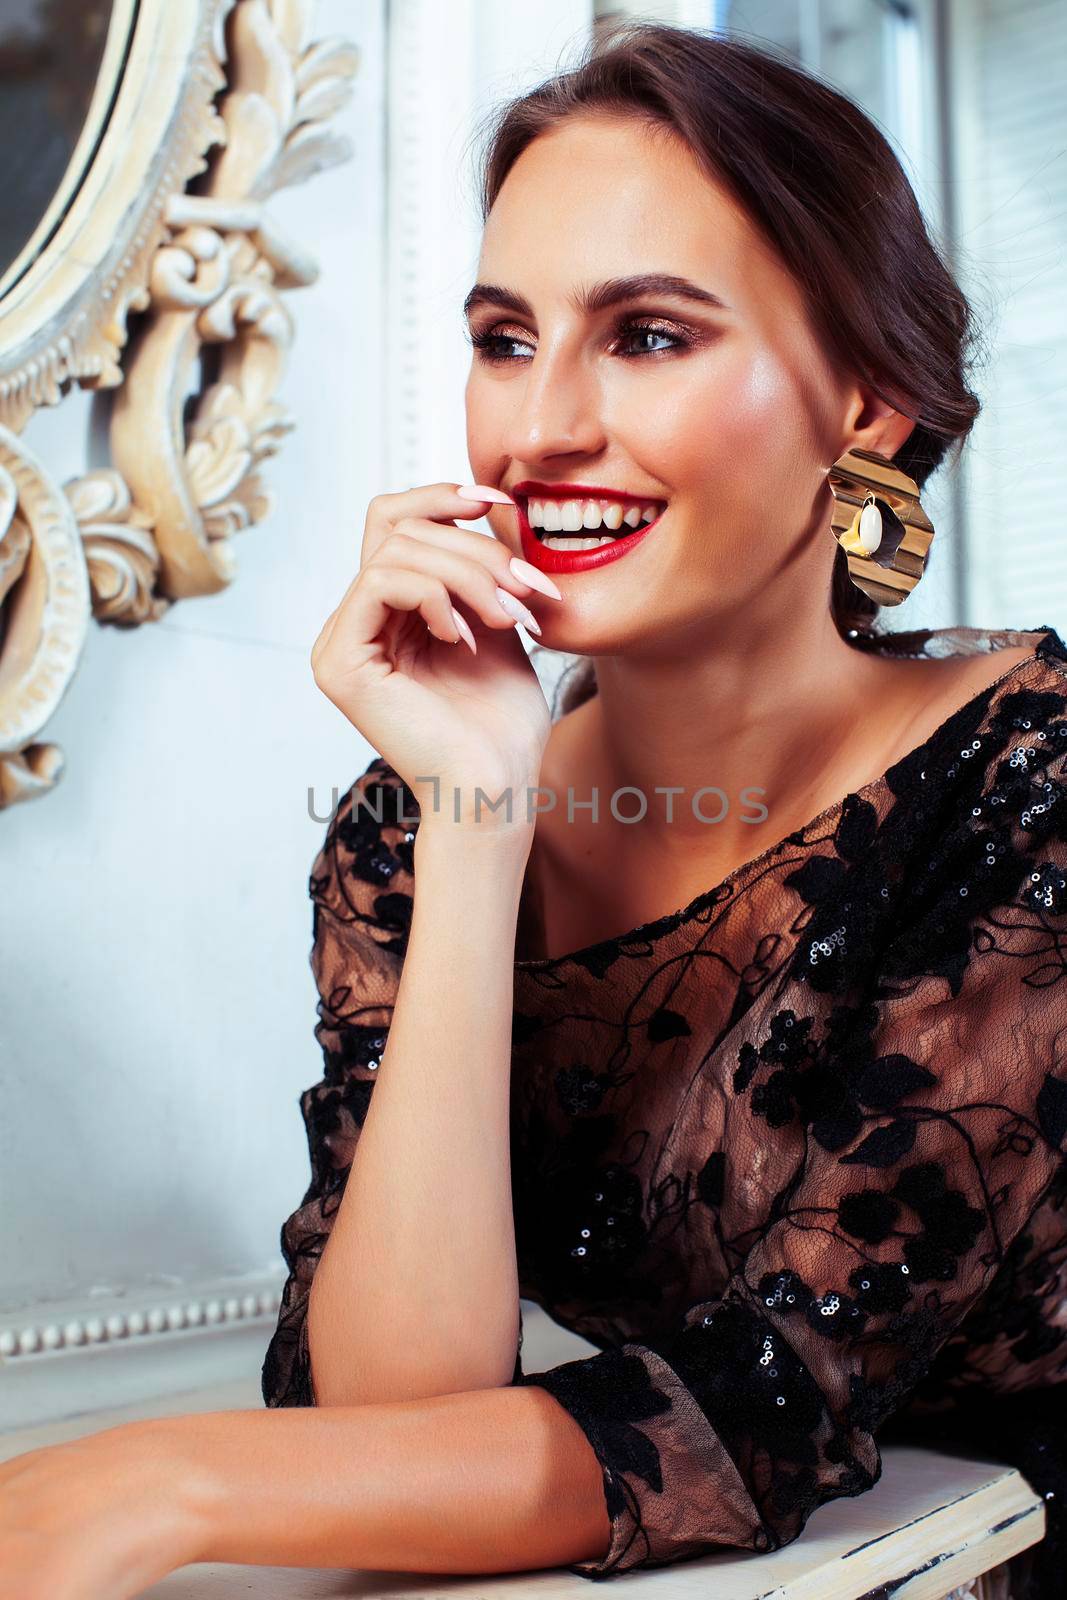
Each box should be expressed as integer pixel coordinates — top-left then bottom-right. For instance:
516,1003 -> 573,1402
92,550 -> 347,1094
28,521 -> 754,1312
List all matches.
615,319 -> 690,356
466,316 -> 693,364
467,326 -> 534,362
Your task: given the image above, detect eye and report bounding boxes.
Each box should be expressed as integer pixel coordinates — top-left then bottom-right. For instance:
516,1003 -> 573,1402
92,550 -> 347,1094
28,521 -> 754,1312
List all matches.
466,327 -> 535,362
465,315 -> 694,364
615,319 -> 691,357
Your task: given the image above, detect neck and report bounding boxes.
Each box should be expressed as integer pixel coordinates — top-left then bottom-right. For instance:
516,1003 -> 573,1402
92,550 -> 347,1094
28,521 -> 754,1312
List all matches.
568,598 -> 899,858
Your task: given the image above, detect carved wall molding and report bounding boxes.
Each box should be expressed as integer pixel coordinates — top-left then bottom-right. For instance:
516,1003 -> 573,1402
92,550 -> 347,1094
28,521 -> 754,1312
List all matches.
0,0 -> 359,808
0,1269 -> 287,1431
0,1274 -> 284,1365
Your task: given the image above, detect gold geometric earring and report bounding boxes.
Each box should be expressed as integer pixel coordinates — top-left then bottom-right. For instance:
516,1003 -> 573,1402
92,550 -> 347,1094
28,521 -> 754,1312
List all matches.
827,445 -> 935,606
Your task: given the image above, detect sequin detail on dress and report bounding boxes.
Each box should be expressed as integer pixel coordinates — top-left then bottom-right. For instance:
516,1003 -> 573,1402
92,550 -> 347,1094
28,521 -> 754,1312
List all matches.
263,624 -> 1067,1599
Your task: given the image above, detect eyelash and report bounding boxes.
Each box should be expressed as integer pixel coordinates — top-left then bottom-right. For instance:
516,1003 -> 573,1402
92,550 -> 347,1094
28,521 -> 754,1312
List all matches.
466,316 -> 693,364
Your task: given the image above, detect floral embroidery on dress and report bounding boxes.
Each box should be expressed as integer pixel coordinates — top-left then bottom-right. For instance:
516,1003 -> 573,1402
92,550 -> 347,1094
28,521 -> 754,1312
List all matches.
263,624 -> 1067,1599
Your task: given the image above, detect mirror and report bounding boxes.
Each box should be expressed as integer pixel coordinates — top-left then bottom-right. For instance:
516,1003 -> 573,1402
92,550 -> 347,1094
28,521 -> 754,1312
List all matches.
0,0 -> 131,297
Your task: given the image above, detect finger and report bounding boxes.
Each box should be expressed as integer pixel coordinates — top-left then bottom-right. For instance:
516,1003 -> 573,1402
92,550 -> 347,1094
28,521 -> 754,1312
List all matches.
315,568 -> 466,677
343,563 -> 531,649
313,480 -> 542,676
314,490 -> 515,644
310,604 -> 342,674
309,530 -> 524,678
362,481 -> 518,562
370,514 -> 562,601
360,538 -> 542,635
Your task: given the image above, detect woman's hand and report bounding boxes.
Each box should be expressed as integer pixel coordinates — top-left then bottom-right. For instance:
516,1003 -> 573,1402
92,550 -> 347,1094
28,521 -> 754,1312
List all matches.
310,483 -> 562,827
0,1424 -> 200,1600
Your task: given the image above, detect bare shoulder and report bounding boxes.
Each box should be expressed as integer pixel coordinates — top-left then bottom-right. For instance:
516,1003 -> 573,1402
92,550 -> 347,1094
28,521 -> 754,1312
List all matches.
897,640 -> 1037,703
872,641 -> 1039,774
948,642 -> 1038,699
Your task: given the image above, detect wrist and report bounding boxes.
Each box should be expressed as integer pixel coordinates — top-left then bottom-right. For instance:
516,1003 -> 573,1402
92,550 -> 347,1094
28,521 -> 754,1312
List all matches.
126,1416 -> 224,1569
412,824 -> 534,912
409,770 -> 543,837
83,1418 -> 215,1581
413,809 -> 537,854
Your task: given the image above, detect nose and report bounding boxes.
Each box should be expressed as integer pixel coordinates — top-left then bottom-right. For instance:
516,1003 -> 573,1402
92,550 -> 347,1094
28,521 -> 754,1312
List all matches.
498,339 -> 606,464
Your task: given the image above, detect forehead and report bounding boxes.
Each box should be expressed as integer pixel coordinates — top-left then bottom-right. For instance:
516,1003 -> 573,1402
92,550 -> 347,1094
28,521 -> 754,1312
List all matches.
478,114 -> 800,316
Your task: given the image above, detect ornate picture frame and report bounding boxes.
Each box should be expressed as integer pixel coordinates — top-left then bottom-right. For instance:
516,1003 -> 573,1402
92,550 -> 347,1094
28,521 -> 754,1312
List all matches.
0,0 -> 358,809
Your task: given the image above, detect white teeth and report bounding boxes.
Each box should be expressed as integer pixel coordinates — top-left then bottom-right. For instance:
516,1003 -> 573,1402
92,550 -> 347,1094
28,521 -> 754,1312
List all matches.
527,496 -> 663,533
541,534 -> 617,550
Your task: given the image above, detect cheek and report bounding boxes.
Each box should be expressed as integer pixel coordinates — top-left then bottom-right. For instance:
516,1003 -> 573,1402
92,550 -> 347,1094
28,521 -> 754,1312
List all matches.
669,347 -> 817,505
464,379 -> 504,478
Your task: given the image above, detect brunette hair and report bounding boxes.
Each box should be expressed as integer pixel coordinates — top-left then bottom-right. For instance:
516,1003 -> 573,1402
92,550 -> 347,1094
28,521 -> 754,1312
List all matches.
469,19 -> 984,714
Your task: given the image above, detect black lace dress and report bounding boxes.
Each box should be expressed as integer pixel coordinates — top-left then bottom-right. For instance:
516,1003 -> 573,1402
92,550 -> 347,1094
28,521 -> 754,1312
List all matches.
262,623 -> 1067,1598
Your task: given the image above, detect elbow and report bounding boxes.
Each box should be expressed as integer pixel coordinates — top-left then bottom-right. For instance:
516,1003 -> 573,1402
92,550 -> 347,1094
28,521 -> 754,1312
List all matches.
311,1354 -> 518,1409
303,1273 -> 521,1401
306,1284 -> 519,1407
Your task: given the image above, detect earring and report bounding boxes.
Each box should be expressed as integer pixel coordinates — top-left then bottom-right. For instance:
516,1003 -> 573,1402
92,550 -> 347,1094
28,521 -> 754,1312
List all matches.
827,445 -> 935,606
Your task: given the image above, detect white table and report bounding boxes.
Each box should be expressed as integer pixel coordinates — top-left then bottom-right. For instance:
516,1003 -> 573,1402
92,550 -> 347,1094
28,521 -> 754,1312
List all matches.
0,1376 -> 1042,1599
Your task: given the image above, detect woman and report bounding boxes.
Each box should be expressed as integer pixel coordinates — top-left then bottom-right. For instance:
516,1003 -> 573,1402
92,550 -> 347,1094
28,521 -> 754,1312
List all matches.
3,21 -> 1066,1600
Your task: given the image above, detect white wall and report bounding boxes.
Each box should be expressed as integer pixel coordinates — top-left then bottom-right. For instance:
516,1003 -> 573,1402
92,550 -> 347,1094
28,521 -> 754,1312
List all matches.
1,0 -> 604,1431
947,0 -> 1067,631
1,0 -> 386,1347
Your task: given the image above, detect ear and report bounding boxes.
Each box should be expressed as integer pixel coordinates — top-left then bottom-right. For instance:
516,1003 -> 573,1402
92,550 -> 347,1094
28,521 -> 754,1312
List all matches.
838,380 -> 916,462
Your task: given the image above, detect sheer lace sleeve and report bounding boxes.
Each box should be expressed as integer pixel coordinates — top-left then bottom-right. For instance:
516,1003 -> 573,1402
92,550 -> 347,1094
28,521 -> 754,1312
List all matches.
261,758 -> 418,1407
514,820 -> 1067,1576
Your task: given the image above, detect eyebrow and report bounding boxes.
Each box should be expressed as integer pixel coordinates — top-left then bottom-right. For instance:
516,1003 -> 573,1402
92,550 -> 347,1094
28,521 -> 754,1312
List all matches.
461,273 -> 731,322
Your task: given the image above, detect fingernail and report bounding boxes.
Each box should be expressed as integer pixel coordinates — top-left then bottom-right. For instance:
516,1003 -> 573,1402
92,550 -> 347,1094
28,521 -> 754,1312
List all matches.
450,607 -> 478,654
509,556 -> 563,600
495,586 -> 541,636
456,483 -> 515,504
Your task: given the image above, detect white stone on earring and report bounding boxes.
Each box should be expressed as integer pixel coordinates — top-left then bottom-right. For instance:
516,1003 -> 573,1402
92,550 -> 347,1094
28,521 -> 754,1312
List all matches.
858,498 -> 883,554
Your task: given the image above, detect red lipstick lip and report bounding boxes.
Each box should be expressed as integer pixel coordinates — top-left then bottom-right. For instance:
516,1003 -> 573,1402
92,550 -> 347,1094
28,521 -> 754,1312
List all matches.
511,480 -> 665,510
515,494 -> 666,576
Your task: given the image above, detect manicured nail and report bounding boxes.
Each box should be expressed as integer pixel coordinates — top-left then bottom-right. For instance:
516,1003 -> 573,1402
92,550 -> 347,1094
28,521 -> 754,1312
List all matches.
509,556 -> 563,600
450,607 -> 477,654
456,483 -> 515,504
495,586 -> 541,636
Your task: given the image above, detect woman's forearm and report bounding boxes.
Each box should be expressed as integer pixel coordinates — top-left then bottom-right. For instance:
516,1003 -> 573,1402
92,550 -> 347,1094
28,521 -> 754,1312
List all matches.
307,817 -> 534,1406
166,1384 -> 612,1575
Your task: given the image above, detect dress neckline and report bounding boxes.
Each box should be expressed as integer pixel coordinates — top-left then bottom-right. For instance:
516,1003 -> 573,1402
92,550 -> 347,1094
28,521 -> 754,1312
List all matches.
512,623 -> 1067,976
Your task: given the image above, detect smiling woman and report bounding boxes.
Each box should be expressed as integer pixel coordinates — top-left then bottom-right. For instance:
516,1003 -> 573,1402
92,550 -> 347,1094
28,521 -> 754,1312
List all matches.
257,18 -> 1067,1600
461,39 -> 970,665
8,17 -> 1067,1600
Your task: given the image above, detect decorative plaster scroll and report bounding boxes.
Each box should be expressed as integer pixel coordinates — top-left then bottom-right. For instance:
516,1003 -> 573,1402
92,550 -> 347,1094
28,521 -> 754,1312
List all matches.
70,470 -> 167,629
110,219 -> 298,596
0,0 -> 359,807
0,427 -> 90,808
111,0 -> 362,598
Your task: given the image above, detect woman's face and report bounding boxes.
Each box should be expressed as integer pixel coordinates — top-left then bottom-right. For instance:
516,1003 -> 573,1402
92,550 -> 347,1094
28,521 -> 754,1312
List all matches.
465,113 -> 902,656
